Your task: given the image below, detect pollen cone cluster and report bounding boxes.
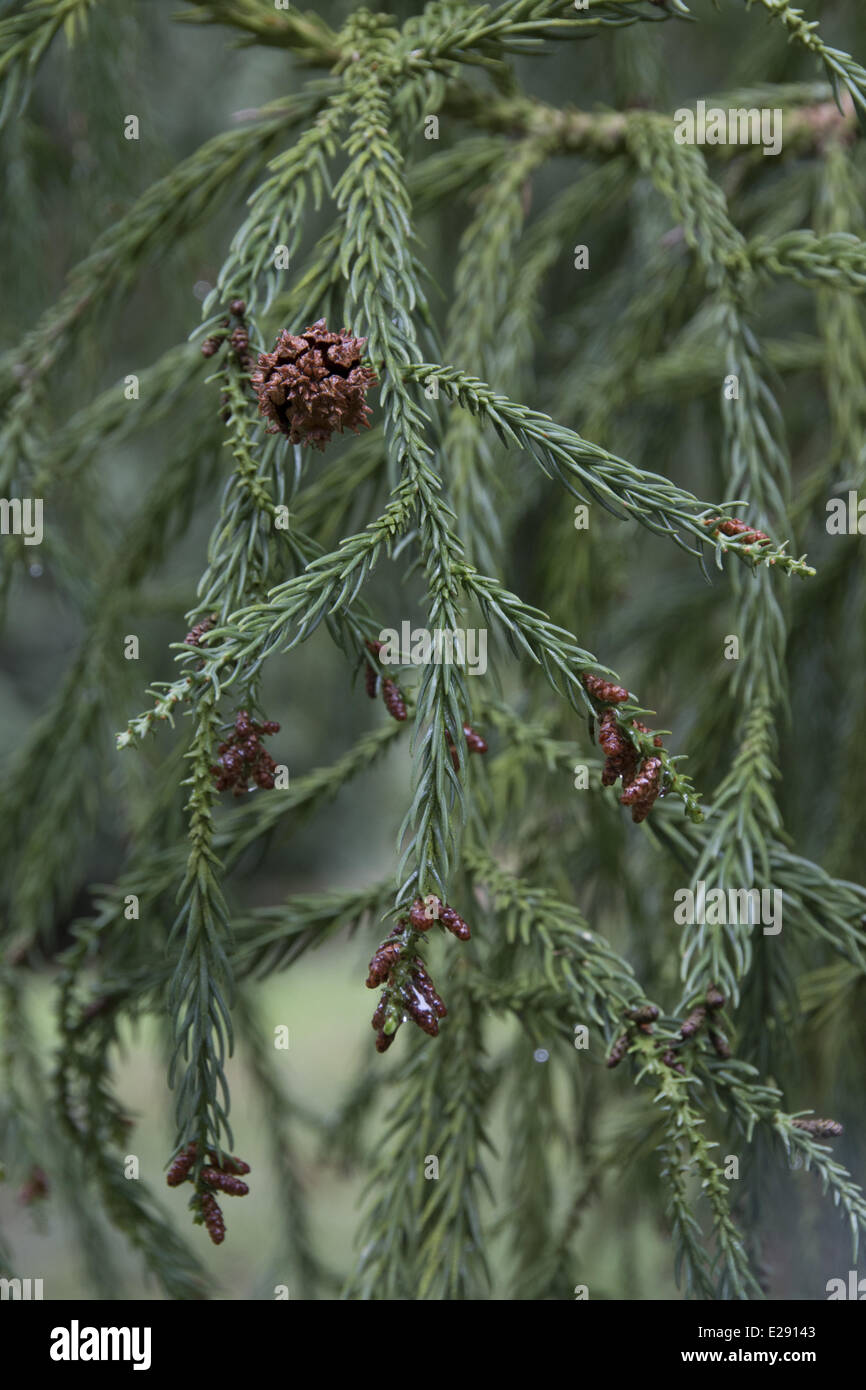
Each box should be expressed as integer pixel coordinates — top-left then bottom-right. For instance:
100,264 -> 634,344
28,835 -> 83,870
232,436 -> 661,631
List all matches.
166,1142 -> 251,1245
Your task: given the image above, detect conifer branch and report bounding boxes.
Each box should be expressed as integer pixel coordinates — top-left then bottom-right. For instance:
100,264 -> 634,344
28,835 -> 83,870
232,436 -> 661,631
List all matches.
627,115 -> 800,1013
748,229 -> 866,293
345,969 -> 494,1301
332,14 -> 471,908
745,0 -> 866,122
178,0 -> 342,64
0,0 -> 106,128
444,83 -> 856,157
167,693 -> 235,1163
405,362 -> 813,575
403,0 -> 687,70
442,136 -> 551,574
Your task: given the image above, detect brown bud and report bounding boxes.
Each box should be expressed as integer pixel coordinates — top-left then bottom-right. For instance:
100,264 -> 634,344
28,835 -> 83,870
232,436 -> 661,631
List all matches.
583,673 -> 629,704
607,1033 -> 630,1068
200,1192 -> 225,1245
620,756 -> 663,823
184,614 -> 217,647
411,963 -> 447,1019
366,940 -> 402,988
463,723 -> 488,754
409,897 -> 439,931
791,1117 -> 843,1138
679,1006 -> 707,1040
709,1029 -> 731,1059
439,903 -> 470,940
382,678 -> 407,722
200,1167 -> 249,1197
208,1151 -> 250,1176
632,719 -> 664,749
625,1004 -> 660,1024
166,1143 -> 197,1187
403,979 -> 440,1035
702,515 -> 770,546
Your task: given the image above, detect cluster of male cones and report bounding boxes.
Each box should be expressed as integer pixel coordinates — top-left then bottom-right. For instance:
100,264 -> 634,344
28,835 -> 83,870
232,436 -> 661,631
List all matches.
607,983 -> 732,1073
606,989 -> 844,1143
211,709 -> 280,795
200,299 -> 255,374
364,639 -> 488,766
583,673 -> 665,823
167,1142 -> 251,1245
367,897 -> 471,1053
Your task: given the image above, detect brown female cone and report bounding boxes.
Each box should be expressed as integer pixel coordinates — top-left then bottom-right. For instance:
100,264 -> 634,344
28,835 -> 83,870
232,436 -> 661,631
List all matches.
372,994 -> 388,1031
375,1027 -> 396,1053
230,324 -> 254,372
598,708 -> 625,758
371,991 -> 398,1052
369,950 -> 448,1048
363,639 -> 384,698
252,320 -> 377,449
463,724 -> 488,754
598,709 -> 665,817
168,1140 -> 252,1243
